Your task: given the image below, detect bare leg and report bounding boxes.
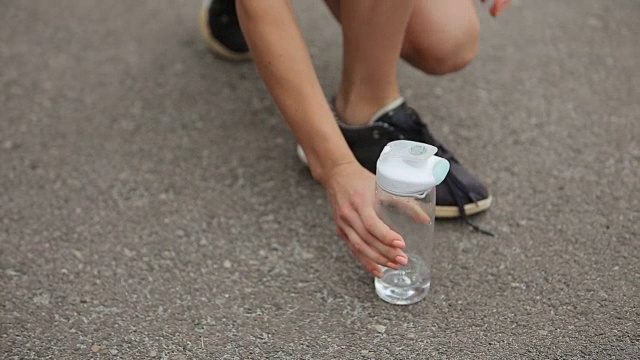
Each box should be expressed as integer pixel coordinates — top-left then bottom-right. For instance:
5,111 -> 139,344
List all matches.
326,0 -> 480,76
335,0 -> 415,126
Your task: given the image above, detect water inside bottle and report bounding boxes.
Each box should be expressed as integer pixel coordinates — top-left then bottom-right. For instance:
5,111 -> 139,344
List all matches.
374,184 -> 435,305
375,255 -> 430,305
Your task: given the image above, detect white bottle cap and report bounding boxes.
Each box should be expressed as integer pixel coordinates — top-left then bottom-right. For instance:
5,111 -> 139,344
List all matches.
376,140 -> 450,197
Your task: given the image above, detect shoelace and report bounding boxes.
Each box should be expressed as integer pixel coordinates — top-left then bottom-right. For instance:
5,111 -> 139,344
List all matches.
384,108 -> 495,236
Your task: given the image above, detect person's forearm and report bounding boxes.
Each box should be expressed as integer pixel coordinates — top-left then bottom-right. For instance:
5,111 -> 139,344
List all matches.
236,0 -> 357,183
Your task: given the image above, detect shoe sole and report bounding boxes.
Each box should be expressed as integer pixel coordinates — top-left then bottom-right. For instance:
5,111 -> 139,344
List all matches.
297,145 -> 492,219
198,5 -> 252,62
435,197 -> 492,218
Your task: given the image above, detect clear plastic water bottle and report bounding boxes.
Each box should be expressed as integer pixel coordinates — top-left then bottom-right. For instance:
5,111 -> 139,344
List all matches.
374,140 -> 450,305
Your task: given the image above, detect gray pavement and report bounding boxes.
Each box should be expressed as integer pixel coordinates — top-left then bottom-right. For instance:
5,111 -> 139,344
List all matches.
1,0 -> 639,358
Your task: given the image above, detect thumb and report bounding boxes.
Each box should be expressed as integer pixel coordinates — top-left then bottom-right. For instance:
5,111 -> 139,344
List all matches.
490,0 -> 511,17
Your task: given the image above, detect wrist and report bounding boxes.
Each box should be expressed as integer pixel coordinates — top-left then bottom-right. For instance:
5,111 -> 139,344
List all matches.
302,141 -> 358,185
313,158 -> 360,186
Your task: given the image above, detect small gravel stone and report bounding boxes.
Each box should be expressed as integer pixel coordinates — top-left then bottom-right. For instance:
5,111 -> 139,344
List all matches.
71,249 -> 84,261
270,243 -> 283,252
4,269 -> 19,276
33,293 -> 50,305
373,324 -> 386,334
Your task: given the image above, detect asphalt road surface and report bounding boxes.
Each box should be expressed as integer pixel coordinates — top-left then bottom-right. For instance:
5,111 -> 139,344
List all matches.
1,0 -> 638,358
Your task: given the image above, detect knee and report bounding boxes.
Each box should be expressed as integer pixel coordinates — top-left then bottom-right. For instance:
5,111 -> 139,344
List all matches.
402,18 -> 480,75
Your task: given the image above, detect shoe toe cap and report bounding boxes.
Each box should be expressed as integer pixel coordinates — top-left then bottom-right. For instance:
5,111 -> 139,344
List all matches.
436,162 -> 489,206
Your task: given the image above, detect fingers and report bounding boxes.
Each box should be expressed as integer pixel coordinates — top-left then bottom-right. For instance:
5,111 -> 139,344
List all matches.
490,0 -> 511,17
340,221 -> 401,269
348,243 -> 383,278
324,165 -> 415,278
338,217 -> 401,278
339,207 -> 408,265
341,228 -> 384,277
359,207 -> 405,248
392,197 -> 431,224
378,196 -> 431,225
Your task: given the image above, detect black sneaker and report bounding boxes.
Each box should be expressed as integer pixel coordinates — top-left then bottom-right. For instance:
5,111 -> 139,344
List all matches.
198,0 -> 251,61
297,98 -> 493,225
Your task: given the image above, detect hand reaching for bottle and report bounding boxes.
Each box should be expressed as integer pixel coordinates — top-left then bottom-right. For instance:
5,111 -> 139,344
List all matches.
321,161 -> 409,278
